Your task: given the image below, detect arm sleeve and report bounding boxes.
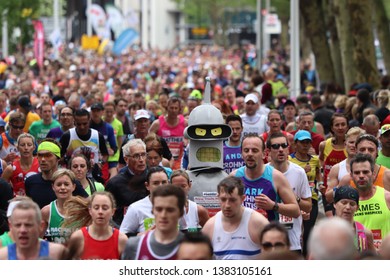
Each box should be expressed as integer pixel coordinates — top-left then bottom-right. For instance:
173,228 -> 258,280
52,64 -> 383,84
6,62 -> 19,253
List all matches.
119,206 -> 140,235
106,124 -> 118,154
46,129 -> 54,139
0,179 -> 12,212
98,132 -> 109,156
118,137 -> 129,165
59,131 -> 71,158
159,137 -> 172,160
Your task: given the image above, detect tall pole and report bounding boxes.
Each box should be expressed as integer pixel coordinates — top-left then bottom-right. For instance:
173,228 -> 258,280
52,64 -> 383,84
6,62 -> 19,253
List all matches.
256,0 -> 262,71
54,0 -> 60,31
2,10 -> 8,58
290,0 -> 300,99
87,0 -> 92,36
263,0 -> 270,58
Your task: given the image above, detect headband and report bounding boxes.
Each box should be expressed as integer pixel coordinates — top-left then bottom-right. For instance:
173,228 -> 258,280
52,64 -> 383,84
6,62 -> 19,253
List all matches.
37,141 -> 61,158
334,186 -> 359,205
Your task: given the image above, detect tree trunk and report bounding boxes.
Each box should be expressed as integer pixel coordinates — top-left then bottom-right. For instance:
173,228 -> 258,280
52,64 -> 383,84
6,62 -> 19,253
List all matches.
280,16 -> 289,50
373,0 -> 390,75
300,15 -> 312,61
300,0 -> 335,84
333,0 -> 357,92
325,0 -> 344,89
348,0 -> 380,89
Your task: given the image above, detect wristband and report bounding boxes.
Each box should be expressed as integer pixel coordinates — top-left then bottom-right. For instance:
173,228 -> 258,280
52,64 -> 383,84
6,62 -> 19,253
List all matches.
272,202 -> 279,212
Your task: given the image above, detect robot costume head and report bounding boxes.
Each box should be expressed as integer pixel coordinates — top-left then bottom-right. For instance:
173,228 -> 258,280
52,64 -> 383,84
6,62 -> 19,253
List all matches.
184,77 -> 232,169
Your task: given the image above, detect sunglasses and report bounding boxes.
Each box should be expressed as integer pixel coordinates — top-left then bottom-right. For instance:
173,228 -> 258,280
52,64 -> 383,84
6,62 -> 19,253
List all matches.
10,124 -> 24,130
261,242 -> 287,250
270,143 -> 289,150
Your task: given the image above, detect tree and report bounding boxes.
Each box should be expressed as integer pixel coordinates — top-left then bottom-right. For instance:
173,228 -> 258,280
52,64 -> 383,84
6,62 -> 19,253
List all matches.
348,0 -> 379,89
323,0 -> 344,88
300,0 -> 335,84
332,0 -> 357,92
0,0 -> 43,53
172,0 -> 256,47
373,0 -> 390,75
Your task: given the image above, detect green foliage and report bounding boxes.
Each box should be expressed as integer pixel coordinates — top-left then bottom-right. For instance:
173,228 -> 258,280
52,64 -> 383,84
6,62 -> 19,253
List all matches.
384,0 -> 390,19
172,0 -> 256,26
0,0 -> 44,52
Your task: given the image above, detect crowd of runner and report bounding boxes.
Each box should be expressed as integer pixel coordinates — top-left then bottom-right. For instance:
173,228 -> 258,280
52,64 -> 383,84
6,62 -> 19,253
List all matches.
0,43 -> 389,260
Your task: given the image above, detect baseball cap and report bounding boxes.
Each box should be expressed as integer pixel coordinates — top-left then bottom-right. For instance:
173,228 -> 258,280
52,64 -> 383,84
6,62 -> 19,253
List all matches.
7,201 -> 21,217
91,102 -> 104,111
134,109 -> 150,121
17,96 -> 32,110
334,186 -> 359,205
244,93 -> 259,104
294,130 -> 312,141
190,89 -> 202,100
380,124 -> 390,135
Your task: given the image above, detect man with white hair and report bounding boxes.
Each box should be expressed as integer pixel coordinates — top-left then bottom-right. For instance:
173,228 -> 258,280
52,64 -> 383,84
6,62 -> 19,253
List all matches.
106,139 -> 149,226
308,217 -> 358,260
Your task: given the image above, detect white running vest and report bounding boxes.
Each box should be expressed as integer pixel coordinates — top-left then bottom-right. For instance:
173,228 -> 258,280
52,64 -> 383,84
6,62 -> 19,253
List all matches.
212,207 -> 260,260
67,128 -> 100,163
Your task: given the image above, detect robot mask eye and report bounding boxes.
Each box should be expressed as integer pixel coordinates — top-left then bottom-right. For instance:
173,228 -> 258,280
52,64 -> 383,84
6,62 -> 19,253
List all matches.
211,127 -> 222,136
195,128 -> 206,136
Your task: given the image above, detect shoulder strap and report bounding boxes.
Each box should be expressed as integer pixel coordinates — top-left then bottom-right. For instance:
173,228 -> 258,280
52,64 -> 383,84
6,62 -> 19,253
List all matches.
0,133 -> 3,150
355,221 -> 365,232
87,178 -> 97,194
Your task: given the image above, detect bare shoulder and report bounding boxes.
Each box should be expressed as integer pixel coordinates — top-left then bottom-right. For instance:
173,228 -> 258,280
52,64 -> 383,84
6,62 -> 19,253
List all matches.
49,242 -> 68,260
250,209 -> 269,226
118,232 -> 128,245
201,215 -> 216,238
197,204 -> 210,227
272,167 -> 287,182
1,164 -> 13,180
197,204 -> 209,217
118,231 -> 129,256
69,229 -> 84,241
249,210 -> 269,245
329,163 -> 340,173
339,174 -> 351,186
41,205 -> 50,221
66,229 -> 85,259
0,246 -> 8,260
149,119 -> 160,132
